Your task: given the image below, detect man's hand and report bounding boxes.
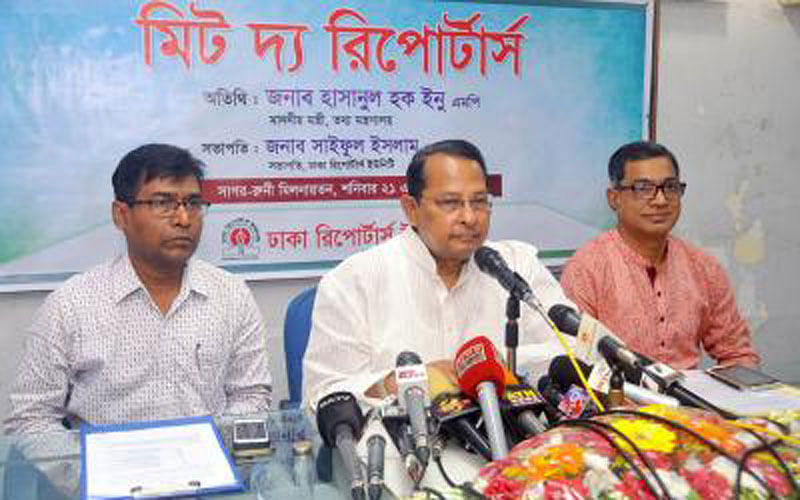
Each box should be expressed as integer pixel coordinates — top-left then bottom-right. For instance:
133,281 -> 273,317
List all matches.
365,358 -> 458,398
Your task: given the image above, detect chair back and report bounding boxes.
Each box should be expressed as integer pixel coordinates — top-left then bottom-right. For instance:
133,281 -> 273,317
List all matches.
282,287 -> 317,408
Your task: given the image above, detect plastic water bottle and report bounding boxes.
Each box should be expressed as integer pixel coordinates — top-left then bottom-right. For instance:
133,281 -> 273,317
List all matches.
251,448 -> 295,500
292,440 -> 315,499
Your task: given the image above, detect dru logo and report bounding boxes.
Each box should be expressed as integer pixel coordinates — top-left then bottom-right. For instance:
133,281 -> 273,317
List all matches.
222,218 -> 261,260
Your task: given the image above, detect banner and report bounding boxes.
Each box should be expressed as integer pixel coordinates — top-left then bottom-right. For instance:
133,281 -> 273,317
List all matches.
0,1 -> 653,290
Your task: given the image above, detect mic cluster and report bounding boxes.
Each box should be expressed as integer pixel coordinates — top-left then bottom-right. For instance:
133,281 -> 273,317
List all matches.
314,300 -> 732,496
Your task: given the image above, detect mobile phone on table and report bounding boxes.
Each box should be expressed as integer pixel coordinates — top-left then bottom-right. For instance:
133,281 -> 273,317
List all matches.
232,419 -> 270,451
706,365 -> 781,391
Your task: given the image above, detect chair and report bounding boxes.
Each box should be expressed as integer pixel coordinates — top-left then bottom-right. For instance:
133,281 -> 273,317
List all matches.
281,287 -> 317,409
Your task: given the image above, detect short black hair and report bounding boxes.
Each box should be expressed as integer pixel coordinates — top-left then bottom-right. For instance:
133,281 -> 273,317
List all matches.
608,141 -> 680,185
406,139 -> 488,200
112,144 -> 205,202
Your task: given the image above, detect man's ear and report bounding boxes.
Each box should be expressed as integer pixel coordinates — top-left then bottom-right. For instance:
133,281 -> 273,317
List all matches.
111,200 -> 127,230
606,188 -> 619,212
400,194 -> 419,228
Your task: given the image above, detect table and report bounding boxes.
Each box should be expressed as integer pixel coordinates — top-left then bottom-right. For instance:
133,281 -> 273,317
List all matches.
0,411 -> 348,500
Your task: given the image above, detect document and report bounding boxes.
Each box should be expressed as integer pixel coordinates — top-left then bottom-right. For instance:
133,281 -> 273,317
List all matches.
81,416 -> 243,499
681,370 -> 800,416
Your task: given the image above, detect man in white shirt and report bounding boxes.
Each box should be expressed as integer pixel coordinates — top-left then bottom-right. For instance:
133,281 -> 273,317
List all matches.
303,139 -> 573,406
5,143 -> 272,436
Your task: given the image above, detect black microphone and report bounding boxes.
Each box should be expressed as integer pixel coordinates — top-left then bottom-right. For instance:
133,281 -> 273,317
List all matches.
366,434 -> 385,500
395,351 -> 430,466
548,304 -> 643,377
316,392 -> 367,500
548,354 -> 680,407
548,304 -> 731,414
429,391 -> 493,461
547,356 -> 598,419
474,246 -> 543,312
536,375 -> 565,424
503,383 -> 548,439
379,406 -> 426,484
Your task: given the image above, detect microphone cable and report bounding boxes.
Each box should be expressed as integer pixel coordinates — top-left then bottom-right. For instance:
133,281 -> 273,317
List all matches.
539,313 -> 606,412
605,409 -> 775,495
732,426 -> 798,498
429,428 -> 488,499
553,419 -> 667,499
734,440 -> 790,500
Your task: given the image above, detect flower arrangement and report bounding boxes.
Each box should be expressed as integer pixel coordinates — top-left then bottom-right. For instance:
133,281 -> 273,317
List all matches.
474,406 -> 800,499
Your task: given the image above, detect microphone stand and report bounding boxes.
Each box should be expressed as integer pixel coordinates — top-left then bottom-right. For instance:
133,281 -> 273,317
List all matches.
505,294 -> 520,378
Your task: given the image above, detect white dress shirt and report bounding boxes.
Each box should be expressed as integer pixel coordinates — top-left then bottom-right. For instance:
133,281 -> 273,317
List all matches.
302,228 -> 575,406
5,254 -> 272,435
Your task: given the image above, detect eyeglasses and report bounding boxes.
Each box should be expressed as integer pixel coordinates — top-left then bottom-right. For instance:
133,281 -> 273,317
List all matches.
127,196 -> 211,217
421,194 -> 493,214
615,179 -> 687,201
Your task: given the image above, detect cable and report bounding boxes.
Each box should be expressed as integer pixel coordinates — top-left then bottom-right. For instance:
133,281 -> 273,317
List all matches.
567,417 -> 674,500
733,427 -> 797,499
430,431 -> 487,498
420,486 -> 446,500
606,409 -> 772,493
457,482 -> 487,499
434,457 -> 456,488
734,442 -> 781,500
554,419 -> 663,499
541,314 -> 606,412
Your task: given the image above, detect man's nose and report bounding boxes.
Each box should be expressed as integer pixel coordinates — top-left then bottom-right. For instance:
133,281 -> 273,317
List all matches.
172,202 -> 192,225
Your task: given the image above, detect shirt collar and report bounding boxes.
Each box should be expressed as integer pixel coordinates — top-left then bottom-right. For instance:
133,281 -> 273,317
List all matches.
610,229 -> 673,270
111,254 -> 210,304
399,227 -> 480,286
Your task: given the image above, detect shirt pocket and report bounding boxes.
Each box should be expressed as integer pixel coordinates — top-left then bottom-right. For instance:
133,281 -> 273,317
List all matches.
169,334 -> 229,400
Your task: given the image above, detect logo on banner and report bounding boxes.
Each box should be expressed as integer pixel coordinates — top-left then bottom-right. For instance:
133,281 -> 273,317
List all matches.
222,218 -> 261,260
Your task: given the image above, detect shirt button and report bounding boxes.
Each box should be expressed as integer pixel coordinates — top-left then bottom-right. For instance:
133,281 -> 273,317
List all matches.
657,291 -> 662,297
660,316 -> 665,322
660,341 -> 665,347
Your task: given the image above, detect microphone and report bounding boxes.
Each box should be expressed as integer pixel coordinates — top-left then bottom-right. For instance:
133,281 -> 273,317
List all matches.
454,336 -> 509,459
474,246 -> 546,315
548,355 -> 680,407
379,406 -> 426,484
548,306 -> 730,415
503,383 -> 548,438
366,434 -> 385,500
430,391 -> 492,461
395,351 -> 430,466
548,304 -> 648,390
536,375 -> 564,424
316,392 -> 367,500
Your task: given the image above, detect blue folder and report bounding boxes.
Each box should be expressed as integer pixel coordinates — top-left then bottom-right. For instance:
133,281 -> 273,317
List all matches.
80,415 -> 244,499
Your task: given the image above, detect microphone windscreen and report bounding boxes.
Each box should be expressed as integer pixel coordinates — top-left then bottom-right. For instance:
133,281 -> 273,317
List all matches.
316,391 -> 365,448
454,335 -> 506,399
547,304 -> 581,336
548,355 -> 593,393
396,351 -> 422,367
474,246 -> 507,275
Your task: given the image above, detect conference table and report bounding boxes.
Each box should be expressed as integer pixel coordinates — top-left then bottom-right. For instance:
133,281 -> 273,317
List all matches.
0,411 -> 353,500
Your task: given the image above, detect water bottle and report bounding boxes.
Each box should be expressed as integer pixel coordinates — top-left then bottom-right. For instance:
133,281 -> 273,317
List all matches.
251,447 -> 295,500
292,439 -> 315,499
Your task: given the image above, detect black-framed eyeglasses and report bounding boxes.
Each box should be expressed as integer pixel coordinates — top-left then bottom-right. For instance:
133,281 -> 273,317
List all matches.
615,179 -> 687,201
127,196 -> 211,217
421,194 -> 493,214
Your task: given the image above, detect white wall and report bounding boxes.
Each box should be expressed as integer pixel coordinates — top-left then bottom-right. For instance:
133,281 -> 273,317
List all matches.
658,0 -> 800,382
1,0 -> 799,420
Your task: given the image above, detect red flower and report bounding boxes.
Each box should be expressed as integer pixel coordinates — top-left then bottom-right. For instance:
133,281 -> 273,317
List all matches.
614,472 -> 658,500
542,478 -> 591,499
685,468 -> 732,500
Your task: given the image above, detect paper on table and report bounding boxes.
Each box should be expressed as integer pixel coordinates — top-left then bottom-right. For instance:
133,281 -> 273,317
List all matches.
680,370 -> 800,416
83,419 -> 239,499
